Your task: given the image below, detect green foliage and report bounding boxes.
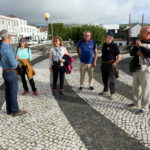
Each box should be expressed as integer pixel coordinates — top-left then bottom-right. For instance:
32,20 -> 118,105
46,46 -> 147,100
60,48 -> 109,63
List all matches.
48,23 -> 106,45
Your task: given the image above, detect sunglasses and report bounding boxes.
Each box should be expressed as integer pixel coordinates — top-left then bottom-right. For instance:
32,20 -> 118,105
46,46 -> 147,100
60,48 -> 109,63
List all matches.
19,40 -> 26,42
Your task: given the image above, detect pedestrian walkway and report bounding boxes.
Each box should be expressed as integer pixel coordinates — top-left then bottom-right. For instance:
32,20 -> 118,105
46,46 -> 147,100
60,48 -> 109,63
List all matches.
0,58 -> 87,150
0,54 -> 149,150
66,56 -> 150,149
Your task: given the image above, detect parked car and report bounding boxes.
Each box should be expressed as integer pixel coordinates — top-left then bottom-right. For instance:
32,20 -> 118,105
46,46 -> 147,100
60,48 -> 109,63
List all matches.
40,40 -> 52,44
27,40 -> 38,45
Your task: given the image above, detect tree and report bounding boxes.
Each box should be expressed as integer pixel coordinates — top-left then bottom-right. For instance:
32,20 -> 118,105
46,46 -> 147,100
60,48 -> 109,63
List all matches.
48,23 -> 106,45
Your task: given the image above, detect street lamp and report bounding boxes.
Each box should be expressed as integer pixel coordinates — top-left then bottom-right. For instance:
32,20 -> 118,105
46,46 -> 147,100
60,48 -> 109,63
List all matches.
44,13 -> 53,40
44,13 -> 49,40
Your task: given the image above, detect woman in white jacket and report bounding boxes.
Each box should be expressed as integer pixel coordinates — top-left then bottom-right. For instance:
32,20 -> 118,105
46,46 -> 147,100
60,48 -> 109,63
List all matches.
49,36 -> 68,95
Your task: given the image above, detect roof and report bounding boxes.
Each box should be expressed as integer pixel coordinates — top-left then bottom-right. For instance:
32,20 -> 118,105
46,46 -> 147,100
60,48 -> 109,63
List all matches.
125,23 -> 142,30
7,14 -> 24,20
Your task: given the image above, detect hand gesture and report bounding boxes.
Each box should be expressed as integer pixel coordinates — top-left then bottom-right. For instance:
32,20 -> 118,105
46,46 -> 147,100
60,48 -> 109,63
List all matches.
60,59 -> 65,63
135,40 -> 141,48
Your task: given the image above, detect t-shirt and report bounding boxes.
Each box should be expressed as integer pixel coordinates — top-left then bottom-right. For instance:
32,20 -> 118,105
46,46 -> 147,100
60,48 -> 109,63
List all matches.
15,47 -> 32,60
77,40 -> 96,64
101,42 -> 120,61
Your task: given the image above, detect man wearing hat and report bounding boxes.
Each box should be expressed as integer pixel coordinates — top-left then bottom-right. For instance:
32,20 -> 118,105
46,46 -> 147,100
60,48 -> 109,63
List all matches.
100,31 -> 122,100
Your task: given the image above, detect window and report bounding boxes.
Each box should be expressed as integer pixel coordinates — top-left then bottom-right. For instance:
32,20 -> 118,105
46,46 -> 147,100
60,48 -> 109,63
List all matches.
2,20 -> 4,25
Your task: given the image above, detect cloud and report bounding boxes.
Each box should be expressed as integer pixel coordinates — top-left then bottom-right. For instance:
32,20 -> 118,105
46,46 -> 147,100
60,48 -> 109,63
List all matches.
0,0 -> 150,24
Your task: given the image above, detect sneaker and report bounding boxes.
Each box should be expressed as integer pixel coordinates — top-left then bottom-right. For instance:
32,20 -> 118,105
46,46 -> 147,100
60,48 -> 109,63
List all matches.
89,87 -> 94,90
22,91 -> 29,95
127,103 -> 139,108
135,109 -> 145,115
60,91 -> 64,95
7,111 -> 12,115
13,110 -> 27,117
99,91 -> 110,96
79,87 -> 83,90
111,94 -> 117,100
33,91 -> 39,96
52,91 -> 56,96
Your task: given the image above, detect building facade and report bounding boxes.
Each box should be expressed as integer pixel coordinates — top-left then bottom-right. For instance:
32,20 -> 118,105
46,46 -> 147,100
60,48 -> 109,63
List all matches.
0,15 -> 40,43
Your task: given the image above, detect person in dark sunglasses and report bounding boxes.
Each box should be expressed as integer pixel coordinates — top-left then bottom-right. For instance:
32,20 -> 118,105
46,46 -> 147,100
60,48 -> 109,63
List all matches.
15,38 -> 38,96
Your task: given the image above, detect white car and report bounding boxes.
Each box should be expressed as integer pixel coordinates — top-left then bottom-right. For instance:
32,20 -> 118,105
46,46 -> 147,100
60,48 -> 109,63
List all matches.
40,40 -> 52,44
27,40 -> 38,45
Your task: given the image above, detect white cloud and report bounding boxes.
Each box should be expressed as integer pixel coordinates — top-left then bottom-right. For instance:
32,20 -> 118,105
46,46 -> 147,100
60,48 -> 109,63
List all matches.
0,0 -> 150,24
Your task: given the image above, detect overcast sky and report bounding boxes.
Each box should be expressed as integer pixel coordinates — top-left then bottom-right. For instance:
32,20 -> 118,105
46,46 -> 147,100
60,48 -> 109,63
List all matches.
0,0 -> 150,25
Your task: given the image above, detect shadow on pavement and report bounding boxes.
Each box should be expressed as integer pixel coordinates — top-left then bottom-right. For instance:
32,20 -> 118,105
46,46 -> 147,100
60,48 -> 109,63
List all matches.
54,79 -> 148,150
94,57 -> 134,101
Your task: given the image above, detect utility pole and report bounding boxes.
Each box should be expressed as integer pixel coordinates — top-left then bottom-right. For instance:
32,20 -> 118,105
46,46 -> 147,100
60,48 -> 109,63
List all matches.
142,14 -> 144,26
127,13 -> 131,45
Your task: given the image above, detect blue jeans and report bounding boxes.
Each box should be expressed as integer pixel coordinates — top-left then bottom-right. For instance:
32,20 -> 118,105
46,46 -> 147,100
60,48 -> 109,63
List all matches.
2,70 -> 19,115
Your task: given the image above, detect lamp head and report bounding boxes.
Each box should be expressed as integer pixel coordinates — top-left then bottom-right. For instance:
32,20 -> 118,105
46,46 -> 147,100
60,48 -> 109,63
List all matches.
44,13 -> 50,20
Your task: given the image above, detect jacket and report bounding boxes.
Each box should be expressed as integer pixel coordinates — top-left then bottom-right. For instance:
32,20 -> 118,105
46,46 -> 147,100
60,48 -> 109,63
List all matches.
17,59 -> 35,79
63,54 -> 75,74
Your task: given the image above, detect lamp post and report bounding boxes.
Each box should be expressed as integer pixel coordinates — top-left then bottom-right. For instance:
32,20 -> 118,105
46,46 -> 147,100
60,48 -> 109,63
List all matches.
44,13 -> 49,40
44,13 -> 53,40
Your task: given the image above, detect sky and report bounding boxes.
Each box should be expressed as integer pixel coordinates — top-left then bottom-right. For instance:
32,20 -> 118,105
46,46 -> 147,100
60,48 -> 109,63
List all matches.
0,0 -> 150,25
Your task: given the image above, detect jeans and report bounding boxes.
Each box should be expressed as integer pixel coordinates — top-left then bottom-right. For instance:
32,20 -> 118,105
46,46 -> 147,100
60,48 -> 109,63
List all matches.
101,62 -> 116,94
2,70 -> 19,115
18,66 -> 37,92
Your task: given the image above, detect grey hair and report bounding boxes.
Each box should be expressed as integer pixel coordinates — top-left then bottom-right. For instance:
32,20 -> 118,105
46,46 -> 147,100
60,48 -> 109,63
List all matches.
83,31 -> 91,36
0,30 -> 9,41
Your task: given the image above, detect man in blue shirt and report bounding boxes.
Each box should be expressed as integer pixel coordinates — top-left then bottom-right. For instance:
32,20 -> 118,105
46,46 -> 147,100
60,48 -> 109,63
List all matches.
0,30 -> 27,117
76,31 -> 97,90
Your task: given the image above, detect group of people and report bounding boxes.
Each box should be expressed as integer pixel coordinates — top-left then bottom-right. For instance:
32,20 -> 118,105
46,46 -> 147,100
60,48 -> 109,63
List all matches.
76,31 -> 121,100
0,26 -> 150,117
0,30 -> 39,117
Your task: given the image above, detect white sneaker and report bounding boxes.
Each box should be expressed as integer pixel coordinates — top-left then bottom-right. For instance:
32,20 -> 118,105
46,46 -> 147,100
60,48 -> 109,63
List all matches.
99,91 -> 110,96
111,94 -> 118,100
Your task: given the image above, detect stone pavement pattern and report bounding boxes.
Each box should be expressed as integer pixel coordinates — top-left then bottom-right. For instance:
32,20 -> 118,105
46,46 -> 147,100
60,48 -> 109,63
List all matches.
0,54 -> 149,150
66,56 -> 150,148
0,58 -> 87,150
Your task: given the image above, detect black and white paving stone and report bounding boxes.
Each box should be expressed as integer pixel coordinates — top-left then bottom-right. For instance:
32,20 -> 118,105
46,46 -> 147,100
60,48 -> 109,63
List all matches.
0,53 -> 149,150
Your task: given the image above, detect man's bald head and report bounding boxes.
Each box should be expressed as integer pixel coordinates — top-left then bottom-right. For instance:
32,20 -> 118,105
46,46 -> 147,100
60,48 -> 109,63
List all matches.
140,26 -> 150,41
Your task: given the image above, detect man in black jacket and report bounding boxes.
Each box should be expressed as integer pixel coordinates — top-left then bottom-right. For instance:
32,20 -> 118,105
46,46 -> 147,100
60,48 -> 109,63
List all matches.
128,26 -> 150,115
100,31 -> 122,100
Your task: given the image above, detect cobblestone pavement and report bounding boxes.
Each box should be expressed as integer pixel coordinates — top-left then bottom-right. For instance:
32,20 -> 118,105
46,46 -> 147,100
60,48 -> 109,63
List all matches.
66,55 -> 150,149
0,53 -> 149,150
0,56 -> 87,150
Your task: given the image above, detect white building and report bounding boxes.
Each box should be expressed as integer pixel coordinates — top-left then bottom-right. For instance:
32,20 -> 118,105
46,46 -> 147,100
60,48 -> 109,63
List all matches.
129,24 -> 142,38
0,15 -> 40,43
0,15 -> 19,43
101,24 -> 120,34
114,38 -> 127,46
